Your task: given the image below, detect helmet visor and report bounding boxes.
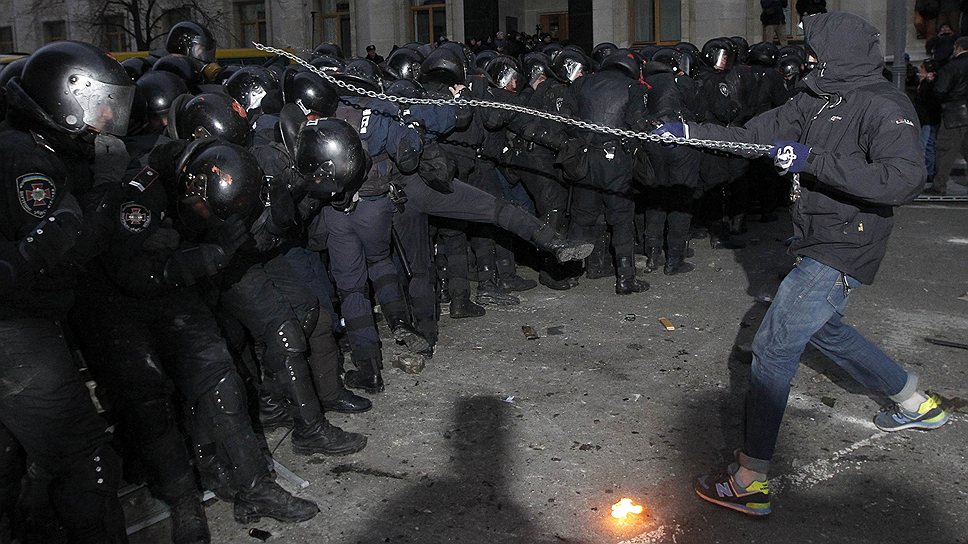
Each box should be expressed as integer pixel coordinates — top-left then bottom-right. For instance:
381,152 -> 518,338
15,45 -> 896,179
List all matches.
69,75 -> 135,136
189,40 -> 216,64
709,49 -> 732,71
562,58 -> 583,82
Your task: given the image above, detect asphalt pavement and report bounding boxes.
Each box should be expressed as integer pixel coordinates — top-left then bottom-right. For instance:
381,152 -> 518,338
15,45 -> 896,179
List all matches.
130,202 -> 968,544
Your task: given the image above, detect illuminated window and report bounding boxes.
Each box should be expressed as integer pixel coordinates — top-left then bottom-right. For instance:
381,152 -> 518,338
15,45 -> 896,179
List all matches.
631,0 -> 681,45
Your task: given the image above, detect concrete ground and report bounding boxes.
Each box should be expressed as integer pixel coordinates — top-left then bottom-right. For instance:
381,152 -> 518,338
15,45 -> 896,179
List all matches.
130,203 -> 968,544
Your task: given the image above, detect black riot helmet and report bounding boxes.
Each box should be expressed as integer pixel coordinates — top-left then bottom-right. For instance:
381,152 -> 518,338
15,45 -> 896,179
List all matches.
334,58 -> 383,94
13,41 -> 134,136
420,46 -> 466,86
484,55 -> 523,91
0,57 -> 27,89
165,21 -> 216,64
172,92 -> 250,144
749,42 -> 779,67
438,41 -> 475,72
153,53 -> 201,85
293,117 -> 370,196
702,38 -> 736,72
176,141 -> 264,228
312,42 -> 344,60
778,56 -> 803,80
309,55 -> 346,74
385,47 -> 425,82
778,44 -> 806,63
649,48 -> 683,75
638,45 -> 660,62
591,42 -> 618,66
599,49 -> 642,79
474,50 -> 498,71
282,67 -> 338,118
522,52 -> 563,86
136,70 -> 188,117
385,78 -> 426,99
542,42 -> 563,61
224,65 -> 279,111
121,57 -> 152,81
729,36 -> 750,64
552,48 -> 591,83
675,42 -> 700,57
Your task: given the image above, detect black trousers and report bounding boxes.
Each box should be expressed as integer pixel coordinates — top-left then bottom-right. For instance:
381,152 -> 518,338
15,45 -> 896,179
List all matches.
0,316 -> 127,543
567,145 -> 636,266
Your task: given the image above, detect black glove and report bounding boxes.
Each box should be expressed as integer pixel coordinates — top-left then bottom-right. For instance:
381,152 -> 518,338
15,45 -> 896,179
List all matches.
147,139 -> 189,181
18,193 -> 83,273
162,244 -> 230,286
204,214 -> 249,260
93,134 -> 131,186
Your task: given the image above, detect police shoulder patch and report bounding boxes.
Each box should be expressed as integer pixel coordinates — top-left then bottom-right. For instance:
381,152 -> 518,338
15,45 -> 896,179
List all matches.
718,82 -> 730,97
17,173 -> 56,218
120,201 -> 152,233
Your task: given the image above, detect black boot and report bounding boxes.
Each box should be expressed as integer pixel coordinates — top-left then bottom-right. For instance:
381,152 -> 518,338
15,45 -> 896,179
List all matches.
170,494 -> 210,544
663,251 -> 695,275
709,223 -> 746,249
343,358 -> 384,393
531,223 -> 595,263
387,318 -> 431,354
291,415 -> 367,456
437,272 -> 451,304
496,258 -> 537,291
584,231 -> 614,279
449,294 -> 486,318
476,264 -> 520,305
321,388 -> 372,413
257,390 -> 292,432
644,246 -> 662,273
615,256 -> 649,295
233,475 -> 319,524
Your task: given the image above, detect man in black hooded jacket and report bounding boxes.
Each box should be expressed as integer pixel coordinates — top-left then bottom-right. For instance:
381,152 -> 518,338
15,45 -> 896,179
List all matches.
655,12 -> 950,516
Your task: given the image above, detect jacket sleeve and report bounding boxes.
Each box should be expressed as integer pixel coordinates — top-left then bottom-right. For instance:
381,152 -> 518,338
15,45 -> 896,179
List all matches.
933,62 -> 956,102
688,93 -> 809,156
804,99 -> 926,206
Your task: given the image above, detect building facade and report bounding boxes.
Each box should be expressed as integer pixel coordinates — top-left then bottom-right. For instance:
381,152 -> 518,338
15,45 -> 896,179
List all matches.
0,1 -> 926,62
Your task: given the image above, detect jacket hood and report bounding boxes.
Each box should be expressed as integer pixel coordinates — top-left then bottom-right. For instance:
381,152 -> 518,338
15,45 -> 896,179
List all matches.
802,12 -> 886,97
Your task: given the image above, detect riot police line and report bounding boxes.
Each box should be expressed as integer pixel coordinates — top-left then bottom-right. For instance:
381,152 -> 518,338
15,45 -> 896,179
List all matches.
0,20 -> 812,544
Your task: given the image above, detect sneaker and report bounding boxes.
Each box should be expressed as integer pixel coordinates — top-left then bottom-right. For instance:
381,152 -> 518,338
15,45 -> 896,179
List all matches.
874,394 -> 949,432
694,470 -> 771,516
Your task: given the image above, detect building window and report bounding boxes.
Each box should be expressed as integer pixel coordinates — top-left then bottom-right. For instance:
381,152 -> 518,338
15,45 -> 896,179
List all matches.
630,0 -> 680,45
784,7 -> 804,42
238,2 -> 267,47
104,14 -> 129,52
412,2 -> 445,44
43,20 -> 67,43
314,0 -> 351,55
0,26 -> 14,52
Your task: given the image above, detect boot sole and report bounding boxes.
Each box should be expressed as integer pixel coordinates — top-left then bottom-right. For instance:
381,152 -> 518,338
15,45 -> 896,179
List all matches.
556,243 -> 595,263
234,508 -> 319,524
292,438 -> 368,457
391,328 -> 431,354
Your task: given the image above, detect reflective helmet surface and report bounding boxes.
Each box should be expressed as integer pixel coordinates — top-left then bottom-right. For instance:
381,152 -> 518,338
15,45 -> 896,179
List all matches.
18,40 -> 134,136
282,67 -> 338,118
224,65 -> 279,111
174,92 -> 250,144
484,55 -> 523,90
599,49 -> 642,79
136,70 -> 188,117
552,48 -> 591,83
165,21 -> 217,64
420,46 -> 466,86
294,117 -> 369,195
312,42 -> 344,60
385,47 -> 425,82
177,141 -> 264,225
335,58 -> 383,93
749,42 -> 779,67
702,38 -> 737,71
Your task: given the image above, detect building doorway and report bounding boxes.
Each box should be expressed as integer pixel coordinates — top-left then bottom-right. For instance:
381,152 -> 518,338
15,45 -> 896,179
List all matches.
538,12 -> 568,41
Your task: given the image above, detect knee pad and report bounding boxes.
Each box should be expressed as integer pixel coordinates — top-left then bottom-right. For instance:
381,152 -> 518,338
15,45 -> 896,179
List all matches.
201,372 -> 248,417
273,319 -> 307,353
300,305 -> 320,338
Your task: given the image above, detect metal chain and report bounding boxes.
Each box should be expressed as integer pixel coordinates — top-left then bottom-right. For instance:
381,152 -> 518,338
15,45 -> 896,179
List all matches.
253,42 -> 774,156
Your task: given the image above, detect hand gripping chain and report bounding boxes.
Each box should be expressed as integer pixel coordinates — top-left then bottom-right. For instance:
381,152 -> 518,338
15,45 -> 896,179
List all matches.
253,43 -> 774,156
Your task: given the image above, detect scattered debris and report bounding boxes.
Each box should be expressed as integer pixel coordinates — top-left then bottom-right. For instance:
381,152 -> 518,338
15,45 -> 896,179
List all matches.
522,325 -> 540,340
392,353 -> 426,374
546,326 -> 565,335
624,313 -> 637,322
626,343 -> 643,350
958,292 -> 968,302
925,337 -> 968,350
503,396 -> 516,404
248,528 -> 271,541
658,317 -> 675,331
821,396 -> 837,408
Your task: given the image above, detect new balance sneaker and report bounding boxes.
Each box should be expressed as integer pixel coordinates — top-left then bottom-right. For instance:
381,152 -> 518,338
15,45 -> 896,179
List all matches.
874,394 -> 949,432
694,471 -> 771,516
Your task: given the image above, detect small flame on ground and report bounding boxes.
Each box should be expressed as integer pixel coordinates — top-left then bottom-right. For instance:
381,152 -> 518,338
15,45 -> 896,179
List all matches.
611,498 -> 644,519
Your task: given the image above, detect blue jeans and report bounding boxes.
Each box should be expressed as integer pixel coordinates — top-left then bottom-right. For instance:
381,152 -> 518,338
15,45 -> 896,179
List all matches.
921,124 -> 938,177
741,257 -> 915,471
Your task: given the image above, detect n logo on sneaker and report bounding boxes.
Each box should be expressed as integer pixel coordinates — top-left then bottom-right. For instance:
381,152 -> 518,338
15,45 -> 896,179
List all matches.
716,482 -> 734,497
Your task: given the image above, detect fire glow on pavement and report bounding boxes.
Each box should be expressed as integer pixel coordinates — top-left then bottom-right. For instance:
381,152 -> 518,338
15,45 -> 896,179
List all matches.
611,498 -> 644,520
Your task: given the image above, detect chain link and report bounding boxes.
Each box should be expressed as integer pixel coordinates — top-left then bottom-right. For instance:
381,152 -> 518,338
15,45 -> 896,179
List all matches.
253,42 -> 774,156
